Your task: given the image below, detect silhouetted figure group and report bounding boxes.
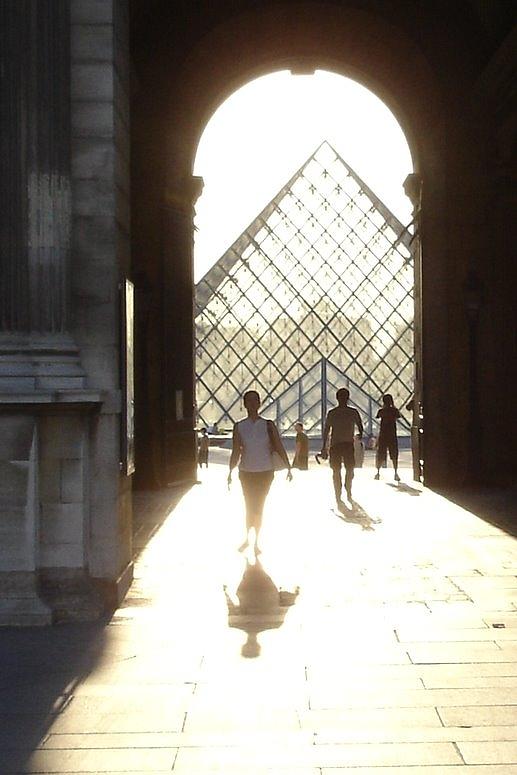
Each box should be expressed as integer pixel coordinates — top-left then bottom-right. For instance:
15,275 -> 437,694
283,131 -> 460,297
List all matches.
227,387 -> 404,548
320,388 -> 403,506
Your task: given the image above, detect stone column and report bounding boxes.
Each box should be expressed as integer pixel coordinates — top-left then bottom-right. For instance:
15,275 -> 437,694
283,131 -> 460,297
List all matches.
403,173 -> 423,482
162,176 -> 204,485
0,0 -> 84,390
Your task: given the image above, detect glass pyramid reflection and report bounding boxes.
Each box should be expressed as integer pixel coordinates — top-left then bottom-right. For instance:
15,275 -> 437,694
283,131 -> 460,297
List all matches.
195,141 -> 413,435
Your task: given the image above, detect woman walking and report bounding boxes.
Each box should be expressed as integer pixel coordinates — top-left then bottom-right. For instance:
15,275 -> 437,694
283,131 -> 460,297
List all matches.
228,390 -> 292,554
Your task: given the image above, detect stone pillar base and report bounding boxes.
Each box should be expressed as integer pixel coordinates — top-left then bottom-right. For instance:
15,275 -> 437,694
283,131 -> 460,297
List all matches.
39,569 -> 106,623
93,561 -> 134,613
0,572 -> 52,626
39,563 -> 135,623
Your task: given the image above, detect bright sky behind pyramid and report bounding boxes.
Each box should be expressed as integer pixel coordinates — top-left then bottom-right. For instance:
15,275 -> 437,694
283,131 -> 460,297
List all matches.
193,70 -> 413,282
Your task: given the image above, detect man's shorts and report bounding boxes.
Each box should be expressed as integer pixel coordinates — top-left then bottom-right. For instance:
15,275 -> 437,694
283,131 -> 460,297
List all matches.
329,442 -> 355,470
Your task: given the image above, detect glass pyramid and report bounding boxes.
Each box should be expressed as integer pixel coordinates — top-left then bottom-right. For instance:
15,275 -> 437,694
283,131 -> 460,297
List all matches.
195,141 -> 413,435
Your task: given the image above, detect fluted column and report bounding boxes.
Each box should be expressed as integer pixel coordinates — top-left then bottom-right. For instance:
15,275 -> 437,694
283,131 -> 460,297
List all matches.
0,0 -> 84,390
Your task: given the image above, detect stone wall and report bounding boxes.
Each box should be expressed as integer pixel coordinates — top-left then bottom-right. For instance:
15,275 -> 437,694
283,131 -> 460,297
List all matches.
0,0 -> 133,624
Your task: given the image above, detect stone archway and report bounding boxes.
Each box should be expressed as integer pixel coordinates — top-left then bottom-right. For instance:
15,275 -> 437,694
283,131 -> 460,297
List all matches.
132,1 -> 470,491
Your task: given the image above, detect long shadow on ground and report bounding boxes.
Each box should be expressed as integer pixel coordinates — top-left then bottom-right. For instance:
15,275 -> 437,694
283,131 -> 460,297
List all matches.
334,499 -> 382,531
386,482 -> 422,496
0,623 -> 107,772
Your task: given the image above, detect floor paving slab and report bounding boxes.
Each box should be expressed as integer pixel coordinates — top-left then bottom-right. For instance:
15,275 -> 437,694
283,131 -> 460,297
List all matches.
422,674 -> 517,688
397,627 -> 517,641
183,709 -> 301,732
459,741 -> 517,764
46,709 -> 187,734
314,725 -> 517,744
2,747 -> 177,773
40,730 -> 315,749
173,769 -> 319,775
406,642 -> 512,663
173,741 -> 461,769
298,707 -> 443,729
438,706 -> 517,726
417,662 -> 517,679
308,687 -> 517,709
320,767 -> 517,774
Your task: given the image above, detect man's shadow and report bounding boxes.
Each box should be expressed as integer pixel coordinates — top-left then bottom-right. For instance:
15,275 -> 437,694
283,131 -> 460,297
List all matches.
335,499 -> 381,531
224,559 -> 299,658
386,482 -> 422,496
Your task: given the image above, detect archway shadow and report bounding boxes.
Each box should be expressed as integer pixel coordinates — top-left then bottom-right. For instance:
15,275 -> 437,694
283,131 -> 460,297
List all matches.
224,559 -> 299,658
437,487 -> 517,539
334,499 -> 382,531
132,485 -> 192,559
0,623 -> 108,771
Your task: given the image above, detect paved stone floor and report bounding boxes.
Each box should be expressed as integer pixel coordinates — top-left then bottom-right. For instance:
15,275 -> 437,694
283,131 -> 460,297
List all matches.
2,458 -> 517,773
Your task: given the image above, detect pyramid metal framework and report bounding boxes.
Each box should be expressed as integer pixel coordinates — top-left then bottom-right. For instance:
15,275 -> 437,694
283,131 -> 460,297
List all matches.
195,141 -> 413,435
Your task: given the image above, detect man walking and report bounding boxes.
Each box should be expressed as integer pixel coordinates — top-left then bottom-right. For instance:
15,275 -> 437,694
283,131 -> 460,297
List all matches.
321,388 -> 363,505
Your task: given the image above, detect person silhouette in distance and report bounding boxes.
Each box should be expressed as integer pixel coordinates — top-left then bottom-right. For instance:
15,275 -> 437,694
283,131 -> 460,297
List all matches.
321,388 -> 363,506
374,393 -> 402,482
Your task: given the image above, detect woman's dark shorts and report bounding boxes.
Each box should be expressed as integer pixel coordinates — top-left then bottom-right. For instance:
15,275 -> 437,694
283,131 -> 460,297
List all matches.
239,470 -> 274,529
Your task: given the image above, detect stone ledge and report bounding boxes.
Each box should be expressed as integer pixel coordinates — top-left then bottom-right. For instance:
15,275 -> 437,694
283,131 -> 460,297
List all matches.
0,390 -> 105,406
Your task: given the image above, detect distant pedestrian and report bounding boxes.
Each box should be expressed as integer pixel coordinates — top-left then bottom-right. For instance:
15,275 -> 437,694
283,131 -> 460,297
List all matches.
292,422 -> 309,470
353,433 -> 365,468
374,394 -> 401,481
366,433 -> 377,450
321,388 -> 363,505
198,427 -> 209,468
228,390 -> 292,555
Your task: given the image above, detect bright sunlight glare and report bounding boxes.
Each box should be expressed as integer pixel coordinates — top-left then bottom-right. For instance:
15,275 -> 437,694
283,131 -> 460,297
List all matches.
193,70 -> 413,282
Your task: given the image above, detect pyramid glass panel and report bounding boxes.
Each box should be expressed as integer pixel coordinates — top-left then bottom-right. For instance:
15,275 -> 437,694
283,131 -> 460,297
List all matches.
195,142 -> 414,435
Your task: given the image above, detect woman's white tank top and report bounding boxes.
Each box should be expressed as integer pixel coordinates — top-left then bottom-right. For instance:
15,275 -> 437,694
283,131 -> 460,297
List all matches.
237,417 -> 273,472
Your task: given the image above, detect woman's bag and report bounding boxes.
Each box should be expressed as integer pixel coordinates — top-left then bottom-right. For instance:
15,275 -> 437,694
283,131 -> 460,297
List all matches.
266,420 -> 288,471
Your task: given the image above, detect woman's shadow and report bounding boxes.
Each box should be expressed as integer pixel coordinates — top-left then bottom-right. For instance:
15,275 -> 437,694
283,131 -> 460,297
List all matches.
335,499 -> 382,531
224,559 -> 299,658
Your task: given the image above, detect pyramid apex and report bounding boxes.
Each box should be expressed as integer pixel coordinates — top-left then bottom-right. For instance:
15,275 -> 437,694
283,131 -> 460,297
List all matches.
312,139 -> 337,155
